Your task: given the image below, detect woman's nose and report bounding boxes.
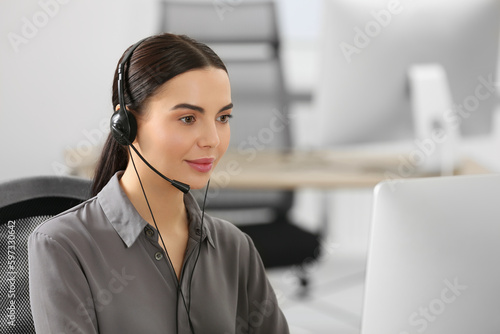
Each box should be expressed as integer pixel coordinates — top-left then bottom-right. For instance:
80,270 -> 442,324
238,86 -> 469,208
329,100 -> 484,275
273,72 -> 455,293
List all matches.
199,121 -> 220,148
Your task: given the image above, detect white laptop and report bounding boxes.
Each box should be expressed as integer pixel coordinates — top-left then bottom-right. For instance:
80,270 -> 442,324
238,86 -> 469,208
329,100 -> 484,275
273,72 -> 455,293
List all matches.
361,173 -> 500,334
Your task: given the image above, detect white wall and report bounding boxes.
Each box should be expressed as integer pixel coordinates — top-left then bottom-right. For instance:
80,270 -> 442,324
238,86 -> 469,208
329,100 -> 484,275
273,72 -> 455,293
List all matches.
0,0 -> 323,182
0,0 -> 164,181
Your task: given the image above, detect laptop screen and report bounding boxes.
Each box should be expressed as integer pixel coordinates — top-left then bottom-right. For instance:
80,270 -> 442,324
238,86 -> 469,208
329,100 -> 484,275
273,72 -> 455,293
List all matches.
361,173 -> 500,334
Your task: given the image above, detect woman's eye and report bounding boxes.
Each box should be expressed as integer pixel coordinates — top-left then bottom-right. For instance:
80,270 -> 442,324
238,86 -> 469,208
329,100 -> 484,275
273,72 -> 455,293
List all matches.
180,116 -> 195,124
217,114 -> 233,124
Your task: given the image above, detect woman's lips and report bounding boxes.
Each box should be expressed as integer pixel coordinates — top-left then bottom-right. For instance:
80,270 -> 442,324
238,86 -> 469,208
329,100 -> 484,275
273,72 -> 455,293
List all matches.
185,158 -> 215,173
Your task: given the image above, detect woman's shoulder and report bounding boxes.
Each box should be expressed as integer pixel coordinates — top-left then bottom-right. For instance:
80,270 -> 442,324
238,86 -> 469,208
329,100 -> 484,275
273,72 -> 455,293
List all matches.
204,214 -> 266,278
204,214 -> 253,249
31,196 -> 101,242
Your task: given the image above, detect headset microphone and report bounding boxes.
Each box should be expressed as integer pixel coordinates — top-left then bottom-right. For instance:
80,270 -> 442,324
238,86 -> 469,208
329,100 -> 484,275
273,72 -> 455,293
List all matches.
128,143 -> 191,194
110,37 -> 190,194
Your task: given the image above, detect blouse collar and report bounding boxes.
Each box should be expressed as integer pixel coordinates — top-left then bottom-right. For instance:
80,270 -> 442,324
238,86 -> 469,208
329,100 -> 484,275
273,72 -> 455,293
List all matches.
98,171 -> 214,248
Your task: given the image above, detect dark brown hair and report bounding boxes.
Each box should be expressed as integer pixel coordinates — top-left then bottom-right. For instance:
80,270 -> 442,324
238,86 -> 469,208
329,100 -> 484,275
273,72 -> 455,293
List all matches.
91,33 -> 228,196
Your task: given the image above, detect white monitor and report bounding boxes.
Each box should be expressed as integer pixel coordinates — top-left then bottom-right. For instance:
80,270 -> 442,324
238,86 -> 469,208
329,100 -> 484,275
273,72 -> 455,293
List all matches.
361,173 -> 500,334
315,0 -> 500,145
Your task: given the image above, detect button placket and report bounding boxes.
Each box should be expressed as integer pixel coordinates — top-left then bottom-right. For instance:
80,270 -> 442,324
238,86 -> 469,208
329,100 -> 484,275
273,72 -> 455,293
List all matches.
144,227 -> 164,261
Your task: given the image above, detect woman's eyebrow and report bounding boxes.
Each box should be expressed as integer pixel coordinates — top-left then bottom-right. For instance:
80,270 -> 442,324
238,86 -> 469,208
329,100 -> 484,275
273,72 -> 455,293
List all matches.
219,103 -> 233,113
170,103 -> 204,113
170,103 -> 233,113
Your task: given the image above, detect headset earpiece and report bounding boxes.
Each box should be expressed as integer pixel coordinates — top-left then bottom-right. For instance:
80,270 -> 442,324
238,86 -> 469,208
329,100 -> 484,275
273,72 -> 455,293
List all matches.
110,107 -> 137,146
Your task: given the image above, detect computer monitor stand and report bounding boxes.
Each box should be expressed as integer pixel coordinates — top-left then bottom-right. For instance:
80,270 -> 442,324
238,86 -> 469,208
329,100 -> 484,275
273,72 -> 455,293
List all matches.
408,63 -> 462,175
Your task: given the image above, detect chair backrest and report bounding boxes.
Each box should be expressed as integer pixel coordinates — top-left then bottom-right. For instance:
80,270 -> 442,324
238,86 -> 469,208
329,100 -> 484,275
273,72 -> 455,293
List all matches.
159,0 -> 279,46
0,176 -> 92,333
159,0 -> 294,223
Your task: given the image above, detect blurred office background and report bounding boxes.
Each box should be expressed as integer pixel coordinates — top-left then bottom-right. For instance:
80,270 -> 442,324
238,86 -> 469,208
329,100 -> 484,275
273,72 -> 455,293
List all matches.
1,0 -> 500,333
0,0 -> 322,181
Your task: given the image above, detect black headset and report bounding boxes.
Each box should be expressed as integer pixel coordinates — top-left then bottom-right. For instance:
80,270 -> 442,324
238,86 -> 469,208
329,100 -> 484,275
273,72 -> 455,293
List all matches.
110,37 -> 190,194
109,37 -> 208,334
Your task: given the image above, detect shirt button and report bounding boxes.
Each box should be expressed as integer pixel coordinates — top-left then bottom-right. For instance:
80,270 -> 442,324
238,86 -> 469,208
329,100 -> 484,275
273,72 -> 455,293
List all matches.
195,228 -> 201,236
154,252 -> 163,261
145,228 -> 154,237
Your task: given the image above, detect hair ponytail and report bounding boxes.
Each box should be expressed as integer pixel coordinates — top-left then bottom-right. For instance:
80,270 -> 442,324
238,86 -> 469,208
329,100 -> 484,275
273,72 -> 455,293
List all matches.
91,133 -> 128,196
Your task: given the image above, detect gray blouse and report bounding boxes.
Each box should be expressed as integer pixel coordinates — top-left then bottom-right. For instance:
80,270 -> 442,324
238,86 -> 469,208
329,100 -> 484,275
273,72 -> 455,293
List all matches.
28,172 -> 289,334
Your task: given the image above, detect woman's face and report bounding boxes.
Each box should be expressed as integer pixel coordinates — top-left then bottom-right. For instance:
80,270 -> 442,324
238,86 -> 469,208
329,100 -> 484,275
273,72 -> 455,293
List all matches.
134,67 -> 232,189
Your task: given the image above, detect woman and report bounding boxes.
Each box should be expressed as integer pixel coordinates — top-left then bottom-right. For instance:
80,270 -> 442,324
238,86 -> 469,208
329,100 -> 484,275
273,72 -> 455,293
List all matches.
28,33 -> 289,334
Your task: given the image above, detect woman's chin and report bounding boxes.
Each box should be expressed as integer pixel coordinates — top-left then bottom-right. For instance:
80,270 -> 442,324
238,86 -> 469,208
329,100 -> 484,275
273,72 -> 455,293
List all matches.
184,176 -> 212,191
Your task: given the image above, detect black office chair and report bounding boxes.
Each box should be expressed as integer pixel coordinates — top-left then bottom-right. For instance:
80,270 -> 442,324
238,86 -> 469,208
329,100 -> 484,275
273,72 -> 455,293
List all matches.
0,175 -> 92,333
159,0 -> 323,290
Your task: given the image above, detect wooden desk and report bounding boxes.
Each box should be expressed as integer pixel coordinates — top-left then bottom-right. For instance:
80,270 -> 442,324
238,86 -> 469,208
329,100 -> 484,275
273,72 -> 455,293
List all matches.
210,150 -> 492,190
66,147 -> 492,189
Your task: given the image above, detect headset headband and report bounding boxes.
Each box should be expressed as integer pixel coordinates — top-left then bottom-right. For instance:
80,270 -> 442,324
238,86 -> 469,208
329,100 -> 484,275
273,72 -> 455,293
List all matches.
117,37 -> 148,115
